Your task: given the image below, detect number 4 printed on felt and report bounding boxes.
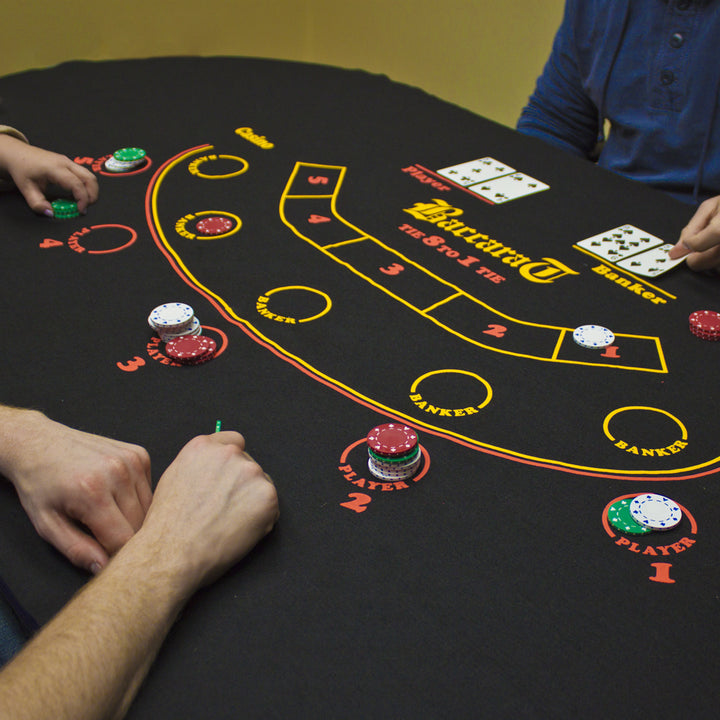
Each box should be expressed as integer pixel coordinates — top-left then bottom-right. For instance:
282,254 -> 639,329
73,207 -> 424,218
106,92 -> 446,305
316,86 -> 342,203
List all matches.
40,237 -> 64,248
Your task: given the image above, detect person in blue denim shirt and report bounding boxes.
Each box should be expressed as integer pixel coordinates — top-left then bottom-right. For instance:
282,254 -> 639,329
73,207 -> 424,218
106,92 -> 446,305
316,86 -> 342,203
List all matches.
517,0 -> 720,270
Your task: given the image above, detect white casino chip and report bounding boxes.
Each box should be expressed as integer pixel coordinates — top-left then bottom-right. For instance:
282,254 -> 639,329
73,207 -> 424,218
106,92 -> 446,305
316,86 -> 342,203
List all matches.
572,324 -> 615,349
629,493 -> 682,531
148,302 -> 195,331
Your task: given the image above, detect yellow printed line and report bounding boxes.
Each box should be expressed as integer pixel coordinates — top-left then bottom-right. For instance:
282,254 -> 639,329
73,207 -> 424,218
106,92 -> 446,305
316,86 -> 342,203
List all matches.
280,162 -> 666,373
423,293 -> 463,314
552,328 -> 567,360
323,237 -> 369,250
284,194 -> 334,199
573,246 -> 677,300
150,155 -> 701,475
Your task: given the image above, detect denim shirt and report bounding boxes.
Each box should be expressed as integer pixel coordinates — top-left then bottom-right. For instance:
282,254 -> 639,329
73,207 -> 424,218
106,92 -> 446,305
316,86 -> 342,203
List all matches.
517,0 -> 720,204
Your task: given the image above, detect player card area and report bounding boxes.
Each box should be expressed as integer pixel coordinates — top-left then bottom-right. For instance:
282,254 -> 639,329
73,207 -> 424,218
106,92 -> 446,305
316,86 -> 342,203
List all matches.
435,157 -> 549,204
575,224 -> 685,278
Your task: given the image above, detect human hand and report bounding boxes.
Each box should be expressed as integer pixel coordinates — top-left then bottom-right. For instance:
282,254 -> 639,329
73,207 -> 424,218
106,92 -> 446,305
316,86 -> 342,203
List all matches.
0,134 -> 98,215
138,432 -> 279,593
0,409 -> 152,574
668,195 -> 720,271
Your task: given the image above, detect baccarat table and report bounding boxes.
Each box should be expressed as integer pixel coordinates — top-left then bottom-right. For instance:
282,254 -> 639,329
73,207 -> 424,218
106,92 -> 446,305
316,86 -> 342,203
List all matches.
0,57 -> 719,718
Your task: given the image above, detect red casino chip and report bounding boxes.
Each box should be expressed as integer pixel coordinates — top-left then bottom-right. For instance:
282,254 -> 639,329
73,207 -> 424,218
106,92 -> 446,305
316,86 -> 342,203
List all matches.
195,216 -> 234,236
689,310 -> 720,341
165,335 -> 217,365
366,423 -> 418,457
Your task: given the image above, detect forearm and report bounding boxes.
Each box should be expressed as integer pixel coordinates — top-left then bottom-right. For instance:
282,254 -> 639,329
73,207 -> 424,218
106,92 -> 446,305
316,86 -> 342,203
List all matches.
0,531 -> 192,720
516,0 -> 599,158
0,130 -> 29,184
0,405 -> 45,479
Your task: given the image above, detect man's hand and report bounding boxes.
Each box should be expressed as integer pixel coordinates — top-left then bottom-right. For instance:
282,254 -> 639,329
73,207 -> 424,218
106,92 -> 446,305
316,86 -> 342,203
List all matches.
669,195 -> 720,271
138,431 -> 279,593
0,431 -> 278,720
0,134 -> 98,215
0,408 -> 152,573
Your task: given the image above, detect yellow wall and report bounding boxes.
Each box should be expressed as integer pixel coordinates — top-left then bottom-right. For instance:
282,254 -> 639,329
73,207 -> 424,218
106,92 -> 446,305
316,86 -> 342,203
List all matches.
0,0 -> 563,128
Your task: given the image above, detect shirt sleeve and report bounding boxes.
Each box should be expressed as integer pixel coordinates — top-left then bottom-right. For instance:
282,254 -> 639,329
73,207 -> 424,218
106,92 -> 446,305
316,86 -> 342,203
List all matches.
0,126 -> 29,144
516,0 -> 600,159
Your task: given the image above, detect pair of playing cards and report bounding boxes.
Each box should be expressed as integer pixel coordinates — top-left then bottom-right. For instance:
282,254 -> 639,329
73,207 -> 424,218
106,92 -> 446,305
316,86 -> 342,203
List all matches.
436,157 -> 549,204
576,224 -> 684,278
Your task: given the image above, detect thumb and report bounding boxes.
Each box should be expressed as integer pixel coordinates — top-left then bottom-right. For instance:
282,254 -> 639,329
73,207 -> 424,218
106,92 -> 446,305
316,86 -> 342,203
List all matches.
34,511 -> 110,574
15,179 -> 53,216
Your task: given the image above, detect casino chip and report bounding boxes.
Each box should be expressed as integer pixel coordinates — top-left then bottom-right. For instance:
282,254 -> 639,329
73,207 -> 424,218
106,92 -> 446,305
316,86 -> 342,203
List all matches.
366,423 -> 421,481
50,199 -> 79,219
105,147 -> 147,173
158,316 -> 202,342
367,423 -> 418,457
629,493 -> 682,531
165,335 -> 217,365
689,310 -> 720,341
113,147 -> 146,162
196,216 -> 234,236
147,302 -> 217,364
607,498 -> 652,535
573,325 -> 615,349
148,302 -> 195,334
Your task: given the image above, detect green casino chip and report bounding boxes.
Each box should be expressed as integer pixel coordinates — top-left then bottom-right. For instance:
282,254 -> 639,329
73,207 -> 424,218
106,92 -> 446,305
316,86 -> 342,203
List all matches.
368,445 -> 420,464
607,497 -> 652,535
50,199 -> 79,218
113,147 -> 146,162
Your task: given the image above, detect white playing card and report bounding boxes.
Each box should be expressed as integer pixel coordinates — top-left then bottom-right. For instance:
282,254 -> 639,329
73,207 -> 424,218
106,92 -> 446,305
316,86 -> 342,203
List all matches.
468,172 -> 550,203
436,157 -> 515,186
576,224 -> 664,262
616,243 -> 685,277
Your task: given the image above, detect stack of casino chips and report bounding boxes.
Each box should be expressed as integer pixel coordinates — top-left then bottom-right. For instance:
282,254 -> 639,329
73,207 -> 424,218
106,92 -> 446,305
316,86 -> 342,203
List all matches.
105,147 -> 147,173
366,423 -> 422,481
148,302 -> 217,365
51,199 -> 79,218
689,310 -> 720,341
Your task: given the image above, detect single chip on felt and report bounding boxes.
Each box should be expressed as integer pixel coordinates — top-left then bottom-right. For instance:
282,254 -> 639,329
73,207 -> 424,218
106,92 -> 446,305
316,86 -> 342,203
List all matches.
165,334 -> 216,364
572,324 -> 615,348
196,216 -> 233,235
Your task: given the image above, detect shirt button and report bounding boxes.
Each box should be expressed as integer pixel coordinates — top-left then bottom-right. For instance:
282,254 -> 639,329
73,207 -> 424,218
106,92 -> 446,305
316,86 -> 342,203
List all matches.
670,32 -> 684,48
661,69 -> 675,85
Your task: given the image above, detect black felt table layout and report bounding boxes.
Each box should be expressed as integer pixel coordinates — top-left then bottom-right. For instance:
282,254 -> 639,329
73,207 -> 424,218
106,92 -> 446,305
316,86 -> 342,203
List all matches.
1,57 -> 719,718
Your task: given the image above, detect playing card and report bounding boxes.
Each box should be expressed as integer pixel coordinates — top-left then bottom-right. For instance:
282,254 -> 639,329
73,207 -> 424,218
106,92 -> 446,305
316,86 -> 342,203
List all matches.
468,172 -> 550,203
436,157 -> 515,186
616,243 -> 685,277
576,224 -> 665,262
